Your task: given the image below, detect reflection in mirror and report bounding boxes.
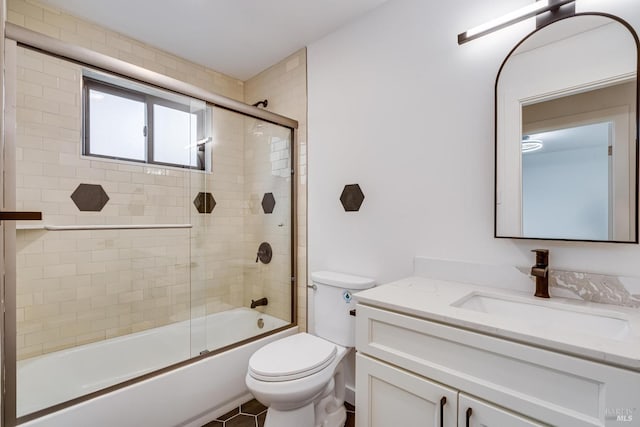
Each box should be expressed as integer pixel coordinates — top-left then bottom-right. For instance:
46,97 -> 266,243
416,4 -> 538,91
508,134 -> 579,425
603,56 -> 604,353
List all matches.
496,14 -> 638,242
522,123 -> 610,240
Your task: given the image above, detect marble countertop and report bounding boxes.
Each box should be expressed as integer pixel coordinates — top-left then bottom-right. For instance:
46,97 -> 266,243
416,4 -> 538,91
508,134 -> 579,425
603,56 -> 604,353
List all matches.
354,276 -> 640,371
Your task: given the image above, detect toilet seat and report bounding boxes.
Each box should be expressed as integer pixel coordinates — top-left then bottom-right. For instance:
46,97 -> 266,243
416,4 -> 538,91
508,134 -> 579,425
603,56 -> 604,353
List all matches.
248,333 -> 337,382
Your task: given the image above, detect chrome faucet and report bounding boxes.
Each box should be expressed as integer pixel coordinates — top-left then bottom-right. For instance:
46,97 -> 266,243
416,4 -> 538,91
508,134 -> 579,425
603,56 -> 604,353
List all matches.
250,297 -> 268,309
531,249 -> 550,298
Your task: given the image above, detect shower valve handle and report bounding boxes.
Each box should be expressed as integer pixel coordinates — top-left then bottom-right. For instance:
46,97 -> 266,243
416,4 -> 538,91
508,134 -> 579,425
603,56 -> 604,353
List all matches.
255,242 -> 272,264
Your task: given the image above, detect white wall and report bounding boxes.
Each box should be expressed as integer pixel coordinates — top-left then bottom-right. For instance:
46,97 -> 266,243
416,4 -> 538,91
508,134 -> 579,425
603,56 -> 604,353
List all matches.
307,0 -> 640,286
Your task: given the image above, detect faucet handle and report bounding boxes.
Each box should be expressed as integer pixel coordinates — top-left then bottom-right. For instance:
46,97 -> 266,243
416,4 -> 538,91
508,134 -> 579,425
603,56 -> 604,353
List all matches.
531,249 -> 549,266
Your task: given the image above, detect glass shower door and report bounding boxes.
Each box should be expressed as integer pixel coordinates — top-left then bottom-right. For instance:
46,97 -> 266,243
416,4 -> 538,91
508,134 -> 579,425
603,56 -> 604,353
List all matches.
200,108 -> 293,354
8,45 -> 205,420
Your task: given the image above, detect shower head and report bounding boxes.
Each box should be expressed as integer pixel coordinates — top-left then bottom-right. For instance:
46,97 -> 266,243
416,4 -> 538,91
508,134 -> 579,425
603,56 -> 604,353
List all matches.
252,99 -> 268,108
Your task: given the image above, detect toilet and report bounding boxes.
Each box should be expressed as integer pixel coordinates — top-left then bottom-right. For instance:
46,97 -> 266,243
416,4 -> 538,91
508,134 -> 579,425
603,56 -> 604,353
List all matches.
246,271 -> 375,427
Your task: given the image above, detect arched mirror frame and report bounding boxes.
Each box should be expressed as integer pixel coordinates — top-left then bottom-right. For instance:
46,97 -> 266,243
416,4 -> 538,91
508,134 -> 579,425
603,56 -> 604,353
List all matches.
494,12 -> 640,243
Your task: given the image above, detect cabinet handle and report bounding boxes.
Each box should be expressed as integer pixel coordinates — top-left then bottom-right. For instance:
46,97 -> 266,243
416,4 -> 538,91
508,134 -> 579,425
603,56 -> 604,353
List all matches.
466,407 -> 473,427
439,396 -> 446,427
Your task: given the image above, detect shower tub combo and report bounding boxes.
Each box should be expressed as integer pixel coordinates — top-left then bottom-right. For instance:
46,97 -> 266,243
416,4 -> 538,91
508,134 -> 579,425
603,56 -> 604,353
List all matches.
4,20 -> 299,427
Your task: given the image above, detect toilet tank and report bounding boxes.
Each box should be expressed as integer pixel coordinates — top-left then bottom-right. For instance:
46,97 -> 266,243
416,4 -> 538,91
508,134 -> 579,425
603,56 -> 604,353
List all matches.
311,271 -> 375,347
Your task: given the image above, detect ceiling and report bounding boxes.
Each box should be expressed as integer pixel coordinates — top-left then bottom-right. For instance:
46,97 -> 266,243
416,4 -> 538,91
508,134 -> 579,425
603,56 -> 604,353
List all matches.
39,0 -> 389,81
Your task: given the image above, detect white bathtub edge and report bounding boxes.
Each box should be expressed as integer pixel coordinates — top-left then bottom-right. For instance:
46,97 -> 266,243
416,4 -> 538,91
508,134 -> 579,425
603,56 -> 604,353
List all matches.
21,326 -> 298,427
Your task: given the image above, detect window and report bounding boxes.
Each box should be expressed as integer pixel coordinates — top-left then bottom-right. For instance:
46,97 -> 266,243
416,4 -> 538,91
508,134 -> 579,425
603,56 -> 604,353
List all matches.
83,75 -> 208,170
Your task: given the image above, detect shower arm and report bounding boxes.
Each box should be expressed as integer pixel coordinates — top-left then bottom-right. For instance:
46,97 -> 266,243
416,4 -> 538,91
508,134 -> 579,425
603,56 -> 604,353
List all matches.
252,99 -> 268,108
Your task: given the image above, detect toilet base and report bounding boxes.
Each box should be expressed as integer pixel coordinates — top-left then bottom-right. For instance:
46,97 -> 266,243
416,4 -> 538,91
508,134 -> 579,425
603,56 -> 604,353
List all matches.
315,388 -> 346,427
263,401 -> 346,427
264,404 -> 315,427
318,402 -> 346,427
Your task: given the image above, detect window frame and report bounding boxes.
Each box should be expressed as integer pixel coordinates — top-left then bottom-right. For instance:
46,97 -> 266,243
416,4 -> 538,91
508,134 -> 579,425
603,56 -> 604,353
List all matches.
83,76 -> 206,170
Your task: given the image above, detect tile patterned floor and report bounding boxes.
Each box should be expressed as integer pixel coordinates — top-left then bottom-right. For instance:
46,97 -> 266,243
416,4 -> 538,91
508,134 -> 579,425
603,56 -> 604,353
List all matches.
202,399 -> 355,427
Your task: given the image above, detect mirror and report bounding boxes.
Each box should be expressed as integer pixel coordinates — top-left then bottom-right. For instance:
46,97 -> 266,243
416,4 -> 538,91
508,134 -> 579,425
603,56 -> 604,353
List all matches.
496,13 -> 639,242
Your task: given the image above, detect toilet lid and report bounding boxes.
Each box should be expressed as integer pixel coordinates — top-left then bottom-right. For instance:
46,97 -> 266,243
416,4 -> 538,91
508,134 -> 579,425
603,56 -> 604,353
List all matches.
248,333 -> 337,382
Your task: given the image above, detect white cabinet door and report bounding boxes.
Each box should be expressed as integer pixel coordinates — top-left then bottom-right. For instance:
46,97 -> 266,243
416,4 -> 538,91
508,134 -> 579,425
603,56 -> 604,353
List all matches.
356,353 -> 457,427
458,394 -> 547,427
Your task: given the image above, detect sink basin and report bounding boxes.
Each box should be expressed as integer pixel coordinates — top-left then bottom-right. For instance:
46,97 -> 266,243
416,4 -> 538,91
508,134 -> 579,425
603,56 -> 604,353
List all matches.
452,293 -> 631,341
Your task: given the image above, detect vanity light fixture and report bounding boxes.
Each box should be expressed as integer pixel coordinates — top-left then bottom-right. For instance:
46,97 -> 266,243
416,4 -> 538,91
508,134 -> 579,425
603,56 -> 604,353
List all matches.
457,0 -> 575,45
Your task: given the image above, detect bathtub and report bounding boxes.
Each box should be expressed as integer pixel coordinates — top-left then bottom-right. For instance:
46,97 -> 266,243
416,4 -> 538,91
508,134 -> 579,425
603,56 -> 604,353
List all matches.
19,307 -> 295,426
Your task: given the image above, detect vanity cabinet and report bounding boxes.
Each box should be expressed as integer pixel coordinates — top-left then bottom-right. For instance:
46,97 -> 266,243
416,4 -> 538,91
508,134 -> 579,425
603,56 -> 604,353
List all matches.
355,304 -> 640,427
356,353 -> 543,427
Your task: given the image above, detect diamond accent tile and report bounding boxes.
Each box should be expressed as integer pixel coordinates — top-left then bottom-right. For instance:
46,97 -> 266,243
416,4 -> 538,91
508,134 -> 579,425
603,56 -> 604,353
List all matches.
70,184 -> 109,212
340,184 -> 365,212
194,192 -> 216,214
